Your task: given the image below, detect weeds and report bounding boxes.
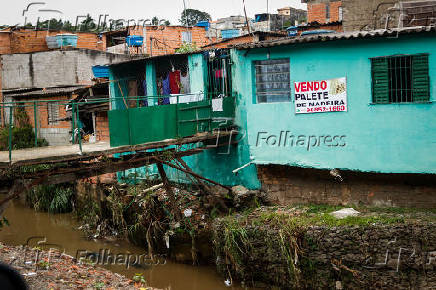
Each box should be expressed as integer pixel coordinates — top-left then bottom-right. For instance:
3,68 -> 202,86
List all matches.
26,183 -> 74,213
132,273 -> 146,283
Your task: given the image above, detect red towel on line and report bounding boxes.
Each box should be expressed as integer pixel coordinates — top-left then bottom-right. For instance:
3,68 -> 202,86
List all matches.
169,70 -> 181,94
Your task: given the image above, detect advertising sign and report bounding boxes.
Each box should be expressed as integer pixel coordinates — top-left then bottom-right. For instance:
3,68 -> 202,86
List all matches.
294,77 -> 347,114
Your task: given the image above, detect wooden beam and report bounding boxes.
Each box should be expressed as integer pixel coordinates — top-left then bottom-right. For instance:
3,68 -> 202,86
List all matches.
156,163 -> 181,220
154,157 -> 232,192
0,131 -> 234,169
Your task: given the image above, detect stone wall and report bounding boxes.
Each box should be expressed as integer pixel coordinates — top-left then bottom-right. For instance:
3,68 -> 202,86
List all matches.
257,165 -> 436,208
214,216 -> 436,288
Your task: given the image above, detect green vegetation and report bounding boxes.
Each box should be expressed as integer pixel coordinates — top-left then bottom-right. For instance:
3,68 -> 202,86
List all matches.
26,184 -> 75,213
132,273 -> 147,284
180,9 -> 211,27
93,281 -> 105,289
176,42 -> 199,54
0,106 -> 48,150
213,205 -> 430,287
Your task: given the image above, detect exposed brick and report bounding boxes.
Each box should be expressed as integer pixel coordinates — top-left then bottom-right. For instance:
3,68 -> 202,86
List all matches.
128,26 -> 216,56
258,165 -> 436,208
307,1 -> 342,24
0,28 -> 106,55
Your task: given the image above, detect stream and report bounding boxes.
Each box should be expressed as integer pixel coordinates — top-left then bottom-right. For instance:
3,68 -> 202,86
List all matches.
0,201 -> 248,290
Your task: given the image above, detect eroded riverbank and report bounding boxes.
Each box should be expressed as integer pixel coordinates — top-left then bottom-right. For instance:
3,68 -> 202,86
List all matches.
0,201 -> 247,290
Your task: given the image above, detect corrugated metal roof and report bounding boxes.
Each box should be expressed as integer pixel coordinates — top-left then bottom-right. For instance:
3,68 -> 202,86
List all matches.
5,86 -> 88,98
107,51 -> 198,66
233,26 -> 436,49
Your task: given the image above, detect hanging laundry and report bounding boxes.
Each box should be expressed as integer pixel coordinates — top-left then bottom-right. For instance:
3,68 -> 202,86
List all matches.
180,71 -> 190,94
162,73 -> 171,95
169,70 -> 181,94
157,77 -> 163,96
215,69 -> 223,78
162,73 -> 171,105
141,79 -> 148,107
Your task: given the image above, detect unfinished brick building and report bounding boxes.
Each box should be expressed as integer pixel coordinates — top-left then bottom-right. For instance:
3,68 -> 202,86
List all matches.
302,0 -> 343,24
107,25 -> 215,56
303,0 -> 436,31
0,28 -> 106,54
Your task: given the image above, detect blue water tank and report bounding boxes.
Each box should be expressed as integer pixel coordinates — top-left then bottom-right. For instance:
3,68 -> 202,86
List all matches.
196,21 -> 210,31
126,35 -> 144,47
56,34 -> 78,47
92,65 -> 109,78
286,26 -> 298,37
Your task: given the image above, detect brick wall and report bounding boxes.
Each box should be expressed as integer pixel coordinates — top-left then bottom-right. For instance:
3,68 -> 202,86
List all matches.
3,29 -> 106,54
258,165 -> 436,208
128,26 -> 215,56
299,23 -> 344,34
202,33 -> 286,49
0,33 -> 12,55
202,35 -> 254,49
20,95 -> 70,130
95,111 -> 109,142
18,95 -> 71,145
308,1 -> 342,24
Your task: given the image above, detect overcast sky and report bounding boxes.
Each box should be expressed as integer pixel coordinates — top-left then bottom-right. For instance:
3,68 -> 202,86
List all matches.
2,0 -> 306,26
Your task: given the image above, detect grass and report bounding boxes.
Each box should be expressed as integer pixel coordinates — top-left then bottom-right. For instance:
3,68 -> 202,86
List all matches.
214,204 -> 435,287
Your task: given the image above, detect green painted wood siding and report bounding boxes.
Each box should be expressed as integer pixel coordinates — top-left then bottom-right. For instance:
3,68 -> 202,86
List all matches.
371,53 -> 430,103
412,54 -> 430,102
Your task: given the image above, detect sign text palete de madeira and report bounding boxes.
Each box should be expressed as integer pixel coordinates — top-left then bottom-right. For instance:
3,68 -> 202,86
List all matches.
294,78 -> 348,114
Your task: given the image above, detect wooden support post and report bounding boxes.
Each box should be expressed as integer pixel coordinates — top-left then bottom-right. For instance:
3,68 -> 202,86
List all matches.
156,162 -> 181,220
177,158 -> 212,192
176,158 -> 229,210
155,157 -> 232,192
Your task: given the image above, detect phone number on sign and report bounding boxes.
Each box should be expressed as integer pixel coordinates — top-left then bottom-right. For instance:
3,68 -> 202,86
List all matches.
306,106 -> 346,113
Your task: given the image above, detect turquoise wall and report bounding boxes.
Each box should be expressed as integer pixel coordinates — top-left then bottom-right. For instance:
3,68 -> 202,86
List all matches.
110,53 -> 260,189
233,34 -> 436,174
188,53 -> 207,94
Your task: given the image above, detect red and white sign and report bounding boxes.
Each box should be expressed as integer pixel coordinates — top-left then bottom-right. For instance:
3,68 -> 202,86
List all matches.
294,78 -> 348,114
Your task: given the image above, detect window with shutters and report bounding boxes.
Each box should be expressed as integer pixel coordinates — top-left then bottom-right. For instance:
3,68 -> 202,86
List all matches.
371,54 -> 430,104
47,102 -> 59,125
255,59 -> 291,103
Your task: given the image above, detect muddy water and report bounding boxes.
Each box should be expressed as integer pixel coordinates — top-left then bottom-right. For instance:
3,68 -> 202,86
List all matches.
0,201 -> 248,290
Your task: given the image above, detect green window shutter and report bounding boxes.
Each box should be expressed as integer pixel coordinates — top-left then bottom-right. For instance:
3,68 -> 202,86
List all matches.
371,58 -> 389,104
412,54 -> 430,102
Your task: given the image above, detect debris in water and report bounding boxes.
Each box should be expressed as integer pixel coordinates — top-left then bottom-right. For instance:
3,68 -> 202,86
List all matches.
224,278 -> 232,287
184,208 -> 193,217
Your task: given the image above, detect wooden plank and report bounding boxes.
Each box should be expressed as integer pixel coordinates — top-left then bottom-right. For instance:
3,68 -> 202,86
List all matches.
0,131 -> 234,169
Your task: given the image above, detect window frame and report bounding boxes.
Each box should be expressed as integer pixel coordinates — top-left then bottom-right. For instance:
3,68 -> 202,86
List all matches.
253,57 -> 291,104
47,102 -> 60,125
370,53 -> 430,104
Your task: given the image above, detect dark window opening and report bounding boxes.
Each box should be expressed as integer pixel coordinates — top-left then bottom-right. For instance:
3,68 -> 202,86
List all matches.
207,49 -> 233,98
326,4 -> 330,22
255,58 -> 290,103
388,56 -> 413,103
